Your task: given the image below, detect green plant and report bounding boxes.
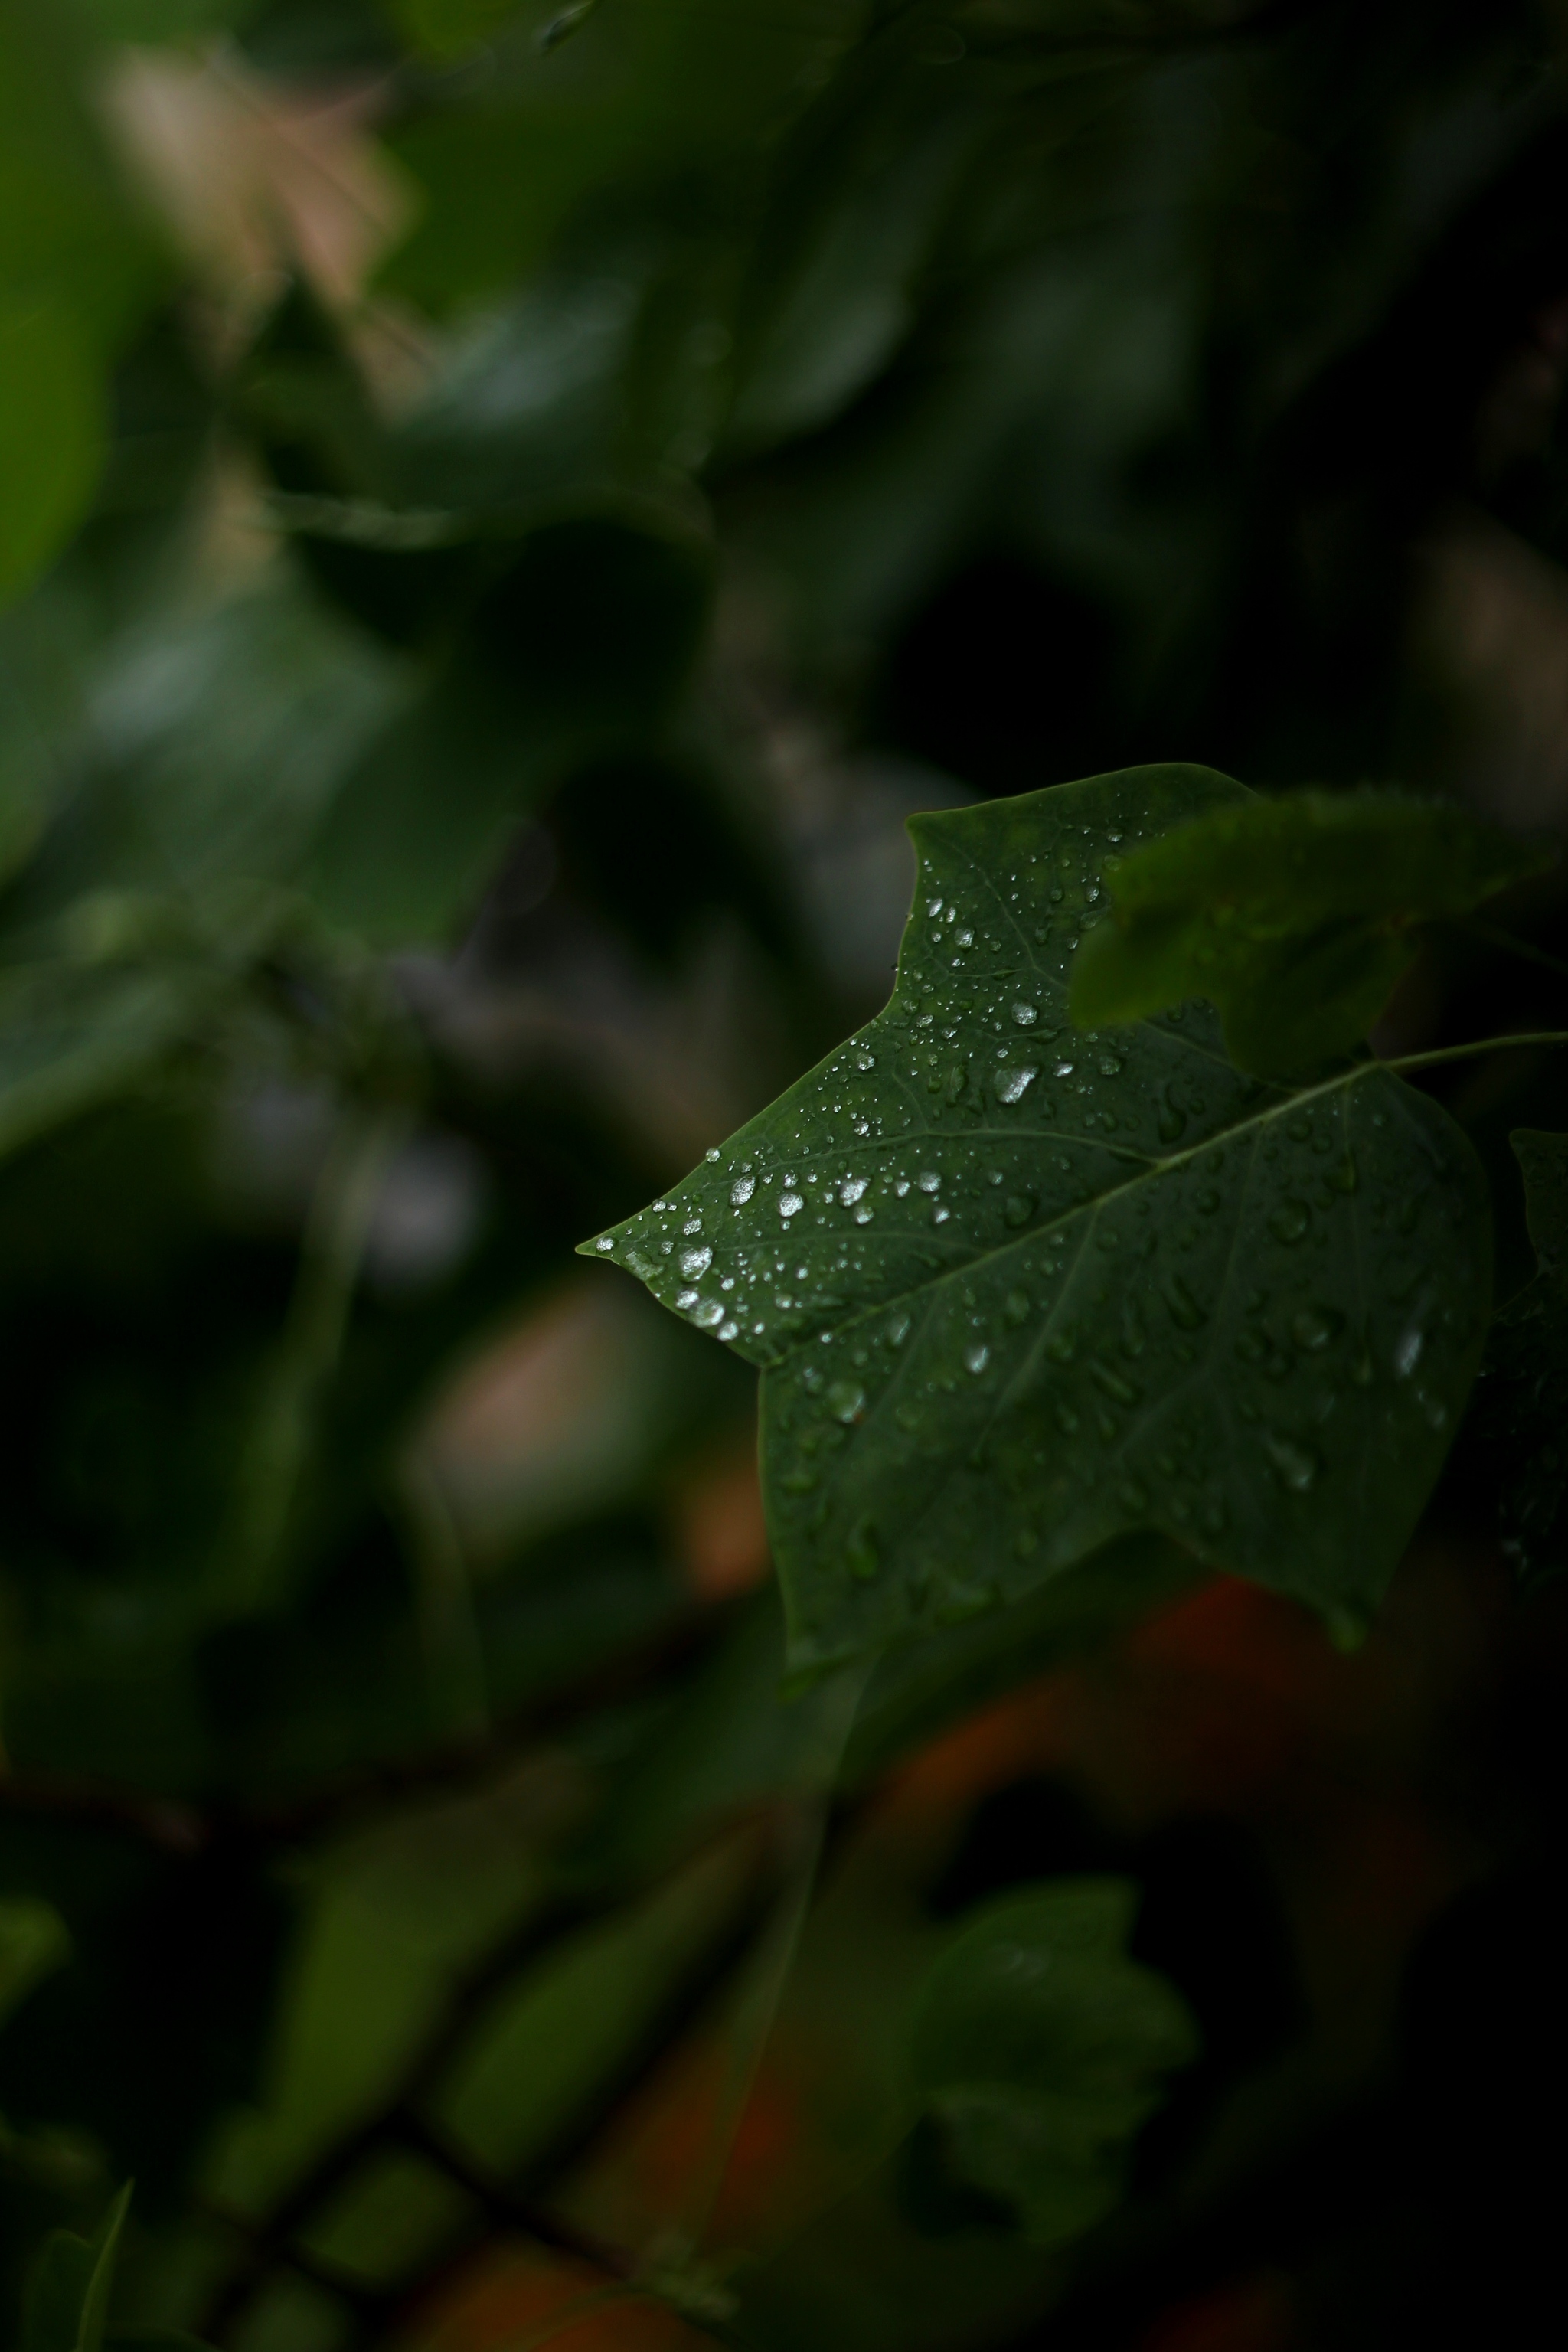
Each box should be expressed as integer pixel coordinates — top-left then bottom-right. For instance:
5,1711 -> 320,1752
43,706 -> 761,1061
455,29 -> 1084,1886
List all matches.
2,4 -> 1568,2349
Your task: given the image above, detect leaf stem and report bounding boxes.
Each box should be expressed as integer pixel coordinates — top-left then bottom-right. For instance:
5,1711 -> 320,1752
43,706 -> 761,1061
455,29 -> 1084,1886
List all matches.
1382,1029 -> 1568,1075
225,1102 -> 407,1615
668,1664 -> 871,2265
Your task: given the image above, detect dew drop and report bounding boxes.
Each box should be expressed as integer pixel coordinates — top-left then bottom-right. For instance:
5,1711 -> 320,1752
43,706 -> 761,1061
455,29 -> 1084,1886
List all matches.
596,1236 -> 614,1252
1004,1194 -> 1036,1228
731,1175 -> 756,1205
828,1380 -> 866,1423
1265,1431 -> 1321,1492
1004,1289 -> 1030,1328
1161,1274 -> 1207,1331
996,1065 -> 1038,1105
965,1343 -> 991,1376
1269,1200 -> 1311,1245
675,1288 -> 700,1309
679,1245 -> 713,1279
1089,1360 -> 1141,1406
1393,1325 -> 1423,1380
779,1191 -> 804,1218
840,1174 -> 870,1206
847,1514 -> 880,1579
1011,1001 -> 1039,1027
1292,1304 -> 1343,1351
1157,1086 -> 1187,1145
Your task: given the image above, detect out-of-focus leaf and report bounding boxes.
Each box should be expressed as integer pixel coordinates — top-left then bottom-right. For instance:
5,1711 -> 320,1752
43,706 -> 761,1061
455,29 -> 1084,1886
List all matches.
1473,1128 -> 1568,1587
381,0 -> 854,313
80,2 -> 245,40
22,2180 -> 131,2352
0,1824 -> 289,2213
0,962 -> 200,1168
0,1897 -> 72,2029
232,279 -> 387,508
0,309 -> 106,612
0,6 -> 165,607
392,0 -> 520,61
7,581 -> 400,929
907,1881 -> 1197,2248
586,767 -> 1492,1674
309,511 -> 714,944
1069,789 -> 1553,1078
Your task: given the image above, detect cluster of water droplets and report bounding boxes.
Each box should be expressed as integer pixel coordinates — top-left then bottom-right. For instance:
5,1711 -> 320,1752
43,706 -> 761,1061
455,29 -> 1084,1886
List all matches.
589,795 -> 1488,1643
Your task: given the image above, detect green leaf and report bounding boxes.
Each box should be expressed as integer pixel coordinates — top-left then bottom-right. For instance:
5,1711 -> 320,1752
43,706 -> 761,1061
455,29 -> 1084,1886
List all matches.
1069,787 -> 1552,1077
0,962 -> 200,1166
0,5 -> 165,607
24,2181 -> 132,2352
0,306 -> 106,610
1473,1128 -> 1568,1586
308,511 -> 714,944
907,1881 -> 1197,2249
0,1895 -> 71,2028
583,766 -> 1492,1674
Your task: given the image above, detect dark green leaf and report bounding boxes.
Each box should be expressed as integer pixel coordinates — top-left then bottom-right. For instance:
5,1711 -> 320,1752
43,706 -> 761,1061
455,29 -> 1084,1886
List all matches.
907,1881 -> 1197,2249
0,6 -> 165,607
1069,788 -> 1552,1077
0,963 -> 201,1168
23,2182 -> 131,2352
585,766 -> 1491,1673
308,512 -> 714,944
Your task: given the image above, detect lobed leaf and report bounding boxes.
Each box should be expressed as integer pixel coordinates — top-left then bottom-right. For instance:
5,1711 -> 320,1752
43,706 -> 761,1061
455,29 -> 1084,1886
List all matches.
1069,788 -> 1552,1076
907,1880 -> 1197,2249
585,766 -> 1492,1674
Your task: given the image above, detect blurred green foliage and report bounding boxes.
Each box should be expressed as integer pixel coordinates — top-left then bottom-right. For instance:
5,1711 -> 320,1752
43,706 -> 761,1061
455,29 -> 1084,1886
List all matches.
1,3 -> 1568,2349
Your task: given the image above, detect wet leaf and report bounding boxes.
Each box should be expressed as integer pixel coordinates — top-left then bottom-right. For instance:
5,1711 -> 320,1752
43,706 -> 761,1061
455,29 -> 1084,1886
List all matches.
1070,788 -> 1552,1076
585,766 -> 1491,1674
907,1880 -> 1197,2249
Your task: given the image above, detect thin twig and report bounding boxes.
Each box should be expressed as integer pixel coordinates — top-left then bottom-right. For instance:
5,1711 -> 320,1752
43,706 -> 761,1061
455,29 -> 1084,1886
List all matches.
1454,914 -> 1568,983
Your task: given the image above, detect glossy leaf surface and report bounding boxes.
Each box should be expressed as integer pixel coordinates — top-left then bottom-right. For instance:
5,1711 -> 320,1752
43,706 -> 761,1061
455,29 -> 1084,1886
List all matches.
908,1880 -> 1197,2248
587,768 -> 1491,1671
1070,789 -> 1551,1076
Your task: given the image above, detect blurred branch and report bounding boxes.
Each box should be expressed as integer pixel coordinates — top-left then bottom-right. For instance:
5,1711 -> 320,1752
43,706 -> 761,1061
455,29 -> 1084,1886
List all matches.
0,1609 -> 730,1862
197,1829 -> 782,2348
0,1772 -> 208,1857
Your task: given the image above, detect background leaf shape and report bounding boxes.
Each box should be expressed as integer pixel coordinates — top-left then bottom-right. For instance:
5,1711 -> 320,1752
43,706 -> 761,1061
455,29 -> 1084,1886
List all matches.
1070,790 -> 1552,1076
586,766 -> 1492,1673
906,1880 -> 1197,2249
24,2182 -> 130,2352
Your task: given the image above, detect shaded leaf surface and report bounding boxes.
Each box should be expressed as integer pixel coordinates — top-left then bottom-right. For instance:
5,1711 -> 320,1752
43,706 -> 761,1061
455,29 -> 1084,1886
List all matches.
908,1881 -> 1197,2249
1070,789 -> 1551,1077
587,767 -> 1491,1671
